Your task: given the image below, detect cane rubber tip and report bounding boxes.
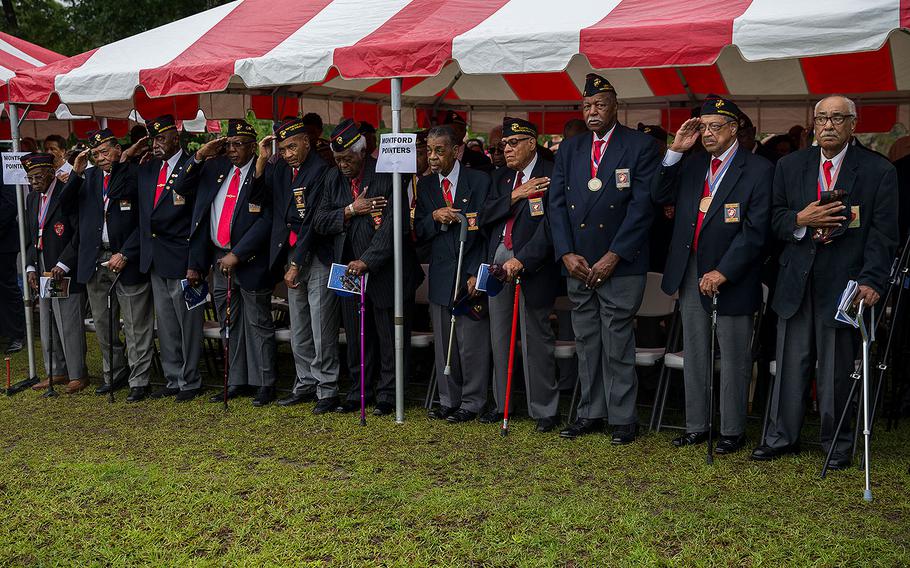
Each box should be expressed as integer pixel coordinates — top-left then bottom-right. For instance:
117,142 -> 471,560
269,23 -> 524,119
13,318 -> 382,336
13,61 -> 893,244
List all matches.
42,390 -> 58,398
500,428 -> 508,437
864,490 -> 873,502
443,366 -> 451,376
360,418 -> 367,427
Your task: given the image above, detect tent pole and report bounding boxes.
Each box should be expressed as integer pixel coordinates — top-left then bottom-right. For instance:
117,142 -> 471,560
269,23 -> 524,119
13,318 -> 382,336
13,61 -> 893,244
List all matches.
9,103 -> 38,383
391,77 -> 405,424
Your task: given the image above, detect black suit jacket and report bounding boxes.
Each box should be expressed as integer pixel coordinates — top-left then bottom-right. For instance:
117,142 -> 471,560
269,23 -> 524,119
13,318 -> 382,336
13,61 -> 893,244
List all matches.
549,124 -> 659,275
482,154 -> 563,308
771,145 -> 899,326
254,151 -> 332,274
414,163 -> 490,307
63,163 -> 145,286
312,157 -> 421,309
137,150 -> 196,279
654,148 -> 773,315
183,156 -> 273,291
0,184 -> 20,254
893,153 -> 910,244
25,180 -> 83,293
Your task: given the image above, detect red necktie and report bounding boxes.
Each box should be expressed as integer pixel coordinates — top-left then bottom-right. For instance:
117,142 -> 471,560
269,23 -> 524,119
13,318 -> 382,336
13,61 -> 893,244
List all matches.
503,171 -> 523,250
103,173 -> 110,199
154,161 -> 168,206
817,160 -> 833,198
292,167 -> 299,179
288,230 -> 297,248
693,158 -> 722,251
351,177 -> 361,200
217,167 -> 241,248
442,178 -> 453,207
591,139 -> 605,177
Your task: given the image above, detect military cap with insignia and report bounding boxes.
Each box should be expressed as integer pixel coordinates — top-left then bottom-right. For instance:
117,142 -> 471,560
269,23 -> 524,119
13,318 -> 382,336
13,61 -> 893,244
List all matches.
583,73 -> 616,97
274,117 -> 307,142
443,110 -> 467,127
700,96 -> 741,121
329,118 -> 362,152
637,123 -> 668,142
227,119 -> 257,139
88,128 -> 117,149
147,114 -> 177,137
502,116 -> 538,138
20,152 -> 55,173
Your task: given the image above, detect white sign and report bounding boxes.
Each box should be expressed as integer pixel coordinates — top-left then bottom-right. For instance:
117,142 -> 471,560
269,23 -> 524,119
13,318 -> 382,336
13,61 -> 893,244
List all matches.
2,152 -> 28,185
375,133 -> 416,174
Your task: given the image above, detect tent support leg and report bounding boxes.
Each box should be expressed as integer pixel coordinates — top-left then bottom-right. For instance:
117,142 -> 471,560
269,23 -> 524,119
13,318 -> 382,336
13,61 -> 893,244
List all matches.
391,77 -> 405,424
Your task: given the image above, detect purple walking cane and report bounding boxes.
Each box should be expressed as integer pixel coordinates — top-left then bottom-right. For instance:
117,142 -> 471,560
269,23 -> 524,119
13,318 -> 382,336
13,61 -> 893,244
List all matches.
359,275 -> 366,426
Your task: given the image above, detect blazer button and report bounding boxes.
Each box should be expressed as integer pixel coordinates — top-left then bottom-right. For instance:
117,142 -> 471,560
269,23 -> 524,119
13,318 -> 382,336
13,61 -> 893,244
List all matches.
686,244 -> 690,249
278,243 -> 283,248
151,233 -> 157,238
580,223 -> 586,229
691,223 -> 696,227
609,205 -> 615,209
570,205 -> 575,210
286,223 -> 292,228
598,224 -> 604,229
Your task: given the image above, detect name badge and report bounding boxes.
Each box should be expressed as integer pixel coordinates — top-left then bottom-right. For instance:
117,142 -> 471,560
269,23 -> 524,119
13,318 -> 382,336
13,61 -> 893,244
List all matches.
370,210 -> 382,229
615,168 -> 631,189
849,205 -> 861,229
724,203 -> 740,223
465,212 -> 478,231
173,193 -> 186,206
248,203 -> 261,214
119,199 -> 131,211
528,196 -> 544,217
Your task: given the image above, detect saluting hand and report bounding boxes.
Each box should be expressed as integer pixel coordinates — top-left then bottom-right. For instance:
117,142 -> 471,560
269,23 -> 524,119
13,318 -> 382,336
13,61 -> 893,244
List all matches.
669,118 -> 701,153
195,137 -> 226,161
73,149 -> 91,175
120,136 -> 149,163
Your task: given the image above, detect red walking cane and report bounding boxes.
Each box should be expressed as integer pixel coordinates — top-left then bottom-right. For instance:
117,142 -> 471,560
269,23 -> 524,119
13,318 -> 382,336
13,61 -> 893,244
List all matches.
501,277 -> 521,437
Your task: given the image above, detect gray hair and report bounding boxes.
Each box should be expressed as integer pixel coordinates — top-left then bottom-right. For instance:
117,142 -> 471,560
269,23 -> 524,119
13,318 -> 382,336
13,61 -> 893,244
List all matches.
334,135 -> 366,156
815,95 -> 857,117
427,125 -> 459,147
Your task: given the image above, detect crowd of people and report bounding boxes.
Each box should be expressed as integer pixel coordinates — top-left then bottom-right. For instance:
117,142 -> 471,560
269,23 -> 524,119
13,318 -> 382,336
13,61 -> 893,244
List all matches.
3,73 -> 904,472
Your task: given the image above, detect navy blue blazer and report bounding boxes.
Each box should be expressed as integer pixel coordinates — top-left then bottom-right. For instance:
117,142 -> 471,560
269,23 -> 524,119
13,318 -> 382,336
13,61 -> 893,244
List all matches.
136,151 -> 196,280
253,150 -> 332,274
25,181 -> 84,294
482,155 -> 563,308
62,162 -> 145,286
549,124 -> 660,275
414,164 -> 490,307
654,148 -> 773,315
771,145 -> 899,326
182,156 -> 273,291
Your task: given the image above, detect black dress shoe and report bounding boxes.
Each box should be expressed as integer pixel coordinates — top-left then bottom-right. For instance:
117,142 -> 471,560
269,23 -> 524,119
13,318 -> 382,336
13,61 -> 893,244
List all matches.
446,408 -> 478,423
428,405 -> 455,420
611,423 -> 639,445
125,386 -> 147,403
535,415 -> 561,433
672,431 -> 709,447
479,410 -> 503,424
750,443 -> 801,461
95,378 -> 128,395
827,453 -> 852,471
335,400 -> 361,413
373,401 -> 395,416
175,388 -> 201,402
559,418 -> 605,439
149,386 -> 179,399
209,385 -> 246,403
252,386 -> 276,407
278,392 -> 307,407
715,434 -> 747,455
4,339 -> 23,354
313,396 -> 339,414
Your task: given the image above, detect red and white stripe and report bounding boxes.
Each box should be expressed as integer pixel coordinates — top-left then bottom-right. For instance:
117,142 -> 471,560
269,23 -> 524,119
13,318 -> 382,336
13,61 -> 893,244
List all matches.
8,0 -> 910,133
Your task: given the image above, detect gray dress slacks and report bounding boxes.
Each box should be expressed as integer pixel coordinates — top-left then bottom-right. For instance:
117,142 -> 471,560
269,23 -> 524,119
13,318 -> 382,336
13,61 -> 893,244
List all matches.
286,258 -> 340,399
488,242 -> 559,419
430,301 -> 491,413
151,272 -> 203,391
678,256 -> 753,436
567,274 -> 645,424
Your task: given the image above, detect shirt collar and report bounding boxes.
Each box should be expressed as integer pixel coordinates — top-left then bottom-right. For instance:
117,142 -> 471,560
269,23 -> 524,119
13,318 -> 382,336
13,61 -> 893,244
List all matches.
516,153 -> 538,182
713,140 -> 738,162
821,143 -> 849,169
593,123 -> 617,143
233,157 -> 254,179
438,159 -> 461,187
166,149 -> 183,172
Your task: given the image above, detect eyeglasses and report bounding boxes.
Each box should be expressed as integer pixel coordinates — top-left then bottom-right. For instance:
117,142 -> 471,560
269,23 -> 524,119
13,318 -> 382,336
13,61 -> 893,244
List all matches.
697,121 -> 735,133
814,114 -> 855,126
502,136 -> 534,148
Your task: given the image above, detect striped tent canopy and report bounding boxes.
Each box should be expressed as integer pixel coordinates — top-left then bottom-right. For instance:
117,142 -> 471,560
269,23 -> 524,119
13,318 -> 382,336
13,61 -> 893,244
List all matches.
8,0 -> 910,133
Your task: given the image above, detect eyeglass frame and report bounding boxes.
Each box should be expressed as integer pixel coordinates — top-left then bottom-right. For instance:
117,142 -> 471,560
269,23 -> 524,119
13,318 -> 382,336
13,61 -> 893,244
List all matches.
696,120 -> 736,134
501,136 -> 535,148
813,114 -> 856,126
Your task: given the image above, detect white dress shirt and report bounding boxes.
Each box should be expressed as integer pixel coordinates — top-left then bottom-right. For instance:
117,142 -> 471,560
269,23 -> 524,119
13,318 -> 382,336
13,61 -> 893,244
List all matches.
210,158 -> 254,249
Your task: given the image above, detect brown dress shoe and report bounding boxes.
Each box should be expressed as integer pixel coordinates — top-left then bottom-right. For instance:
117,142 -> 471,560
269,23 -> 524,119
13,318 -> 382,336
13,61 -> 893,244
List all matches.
64,378 -> 89,394
32,375 -> 67,390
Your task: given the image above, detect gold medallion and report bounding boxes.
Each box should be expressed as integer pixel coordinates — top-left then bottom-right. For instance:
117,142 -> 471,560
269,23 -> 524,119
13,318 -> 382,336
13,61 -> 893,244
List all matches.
588,178 -> 602,191
698,196 -> 712,213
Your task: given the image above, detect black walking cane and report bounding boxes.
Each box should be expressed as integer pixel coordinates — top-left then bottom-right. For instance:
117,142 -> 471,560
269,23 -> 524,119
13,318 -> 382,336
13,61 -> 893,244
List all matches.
106,265 -> 122,403
706,293 -> 718,465
223,271 -> 233,411
443,213 -> 468,380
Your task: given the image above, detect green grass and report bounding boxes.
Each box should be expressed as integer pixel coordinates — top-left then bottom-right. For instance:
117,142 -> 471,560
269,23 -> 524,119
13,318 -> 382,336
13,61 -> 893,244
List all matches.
0,339 -> 908,567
